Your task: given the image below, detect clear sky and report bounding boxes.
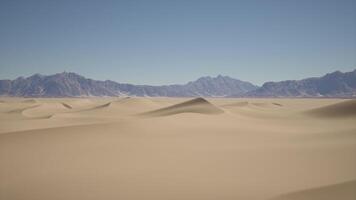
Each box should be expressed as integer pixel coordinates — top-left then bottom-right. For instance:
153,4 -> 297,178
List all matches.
0,0 -> 355,85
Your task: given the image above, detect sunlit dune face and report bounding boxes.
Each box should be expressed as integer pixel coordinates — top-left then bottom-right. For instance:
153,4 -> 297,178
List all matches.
0,97 -> 355,200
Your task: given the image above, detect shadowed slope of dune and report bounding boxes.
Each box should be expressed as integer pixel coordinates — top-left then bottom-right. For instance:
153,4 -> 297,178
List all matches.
141,97 -> 223,117
0,104 -> 41,120
113,97 -> 158,110
91,102 -> 111,110
271,180 -> 356,200
306,100 -> 356,118
252,102 -> 284,108
114,97 -> 157,107
61,102 -> 72,109
22,102 -> 72,118
1,103 -> 54,120
75,102 -> 112,112
81,98 -> 156,111
63,99 -> 95,109
6,104 -> 40,114
221,101 -> 249,107
252,102 -> 270,107
220,100 -> 285,119
273,102 -> 283,107
26,114 -> 54,119
222,101 -> 283,109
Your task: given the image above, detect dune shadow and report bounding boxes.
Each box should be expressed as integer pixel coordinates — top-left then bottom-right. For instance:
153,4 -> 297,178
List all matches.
140,97 -> 224,117
305,100 -> 356,118
270,180 -> 356,200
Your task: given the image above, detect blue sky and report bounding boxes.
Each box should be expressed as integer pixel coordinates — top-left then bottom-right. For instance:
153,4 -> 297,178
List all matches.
0,0 -> 355,85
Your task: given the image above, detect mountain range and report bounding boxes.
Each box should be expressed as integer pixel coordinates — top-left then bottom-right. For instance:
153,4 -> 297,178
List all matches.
243,69 -> 356,98
0,69 -> 355,98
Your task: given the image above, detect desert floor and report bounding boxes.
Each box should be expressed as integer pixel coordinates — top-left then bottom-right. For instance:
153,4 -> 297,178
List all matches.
0,97 -> 355,200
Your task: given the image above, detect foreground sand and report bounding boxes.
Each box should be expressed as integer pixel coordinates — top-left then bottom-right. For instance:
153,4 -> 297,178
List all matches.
0,97 -> 355,200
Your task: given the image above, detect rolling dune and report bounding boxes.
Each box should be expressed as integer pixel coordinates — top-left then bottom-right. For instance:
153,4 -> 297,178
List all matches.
63,99 -> 95,109
6,104 -> 40,114
111,97 -> 158,111
0,97 -> 355,200
61,102 -> 73,109
272,102 -> 283,106
141,97 -> 224,117
271,180 -> 356,200
20,99 -> 37,104
116,96 -> 155,105
22,103 -> 72,117
222,101 -> 283,109
75,97 -> 160,116
220,100 -> 287,118
221,101 -> 249,107
306,99 -> 356,118
80,102 -> 112,111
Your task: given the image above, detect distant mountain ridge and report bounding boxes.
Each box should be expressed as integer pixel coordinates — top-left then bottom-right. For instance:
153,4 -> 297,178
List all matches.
0,69 -> 355,97
243,69 -> 356,98
0,72 -> 257,97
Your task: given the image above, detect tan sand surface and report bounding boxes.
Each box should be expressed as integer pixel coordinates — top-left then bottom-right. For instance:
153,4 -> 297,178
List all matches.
0,97 -> 355,200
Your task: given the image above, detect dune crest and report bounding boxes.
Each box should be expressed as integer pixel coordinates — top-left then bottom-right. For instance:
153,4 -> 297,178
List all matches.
61,102 -> 73,109
80,102 -> 112,112
222,101 -> 249,107
21,102 -> 72,118
272,102 -> 283,106
114,97 -> 156,106
271,180 -> 356,200
306,100 -> 356,118
141,97 -> 224,117
93,102 -> 111,109
7,104 -> 40,114
223,101 -> 283,109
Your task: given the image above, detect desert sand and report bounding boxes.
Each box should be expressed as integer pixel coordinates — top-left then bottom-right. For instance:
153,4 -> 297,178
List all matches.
0,97 -> 355,200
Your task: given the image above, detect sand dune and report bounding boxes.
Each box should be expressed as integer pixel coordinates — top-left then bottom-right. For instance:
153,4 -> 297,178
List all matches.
75,97 -> 158,115
271,180 -> 356,200
141,97 -> 224,117
114,97 -> 157,107
0,97 -> 355,200
62,99 -> 95,109
252,102 -> 271,107
272,102 -> 283,106
251,102 -> 285,108
220,100 -> 286,118
306,99 -> 356,118
80,102 -> 112,111
6,104 -> 40,114
222,101 -> 283,109
22,102 -> 72,117
222,101 -> 249,107
0,104 -> 41,121
20,99 -> 37,104
114,97 -> 159,111
27,114 -> 54,119
61,102 -> 73,109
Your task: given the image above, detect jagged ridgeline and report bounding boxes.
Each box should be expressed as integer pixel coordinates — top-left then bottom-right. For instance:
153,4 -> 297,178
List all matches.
0,72 -> 257,97
0,69 -> 355,97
